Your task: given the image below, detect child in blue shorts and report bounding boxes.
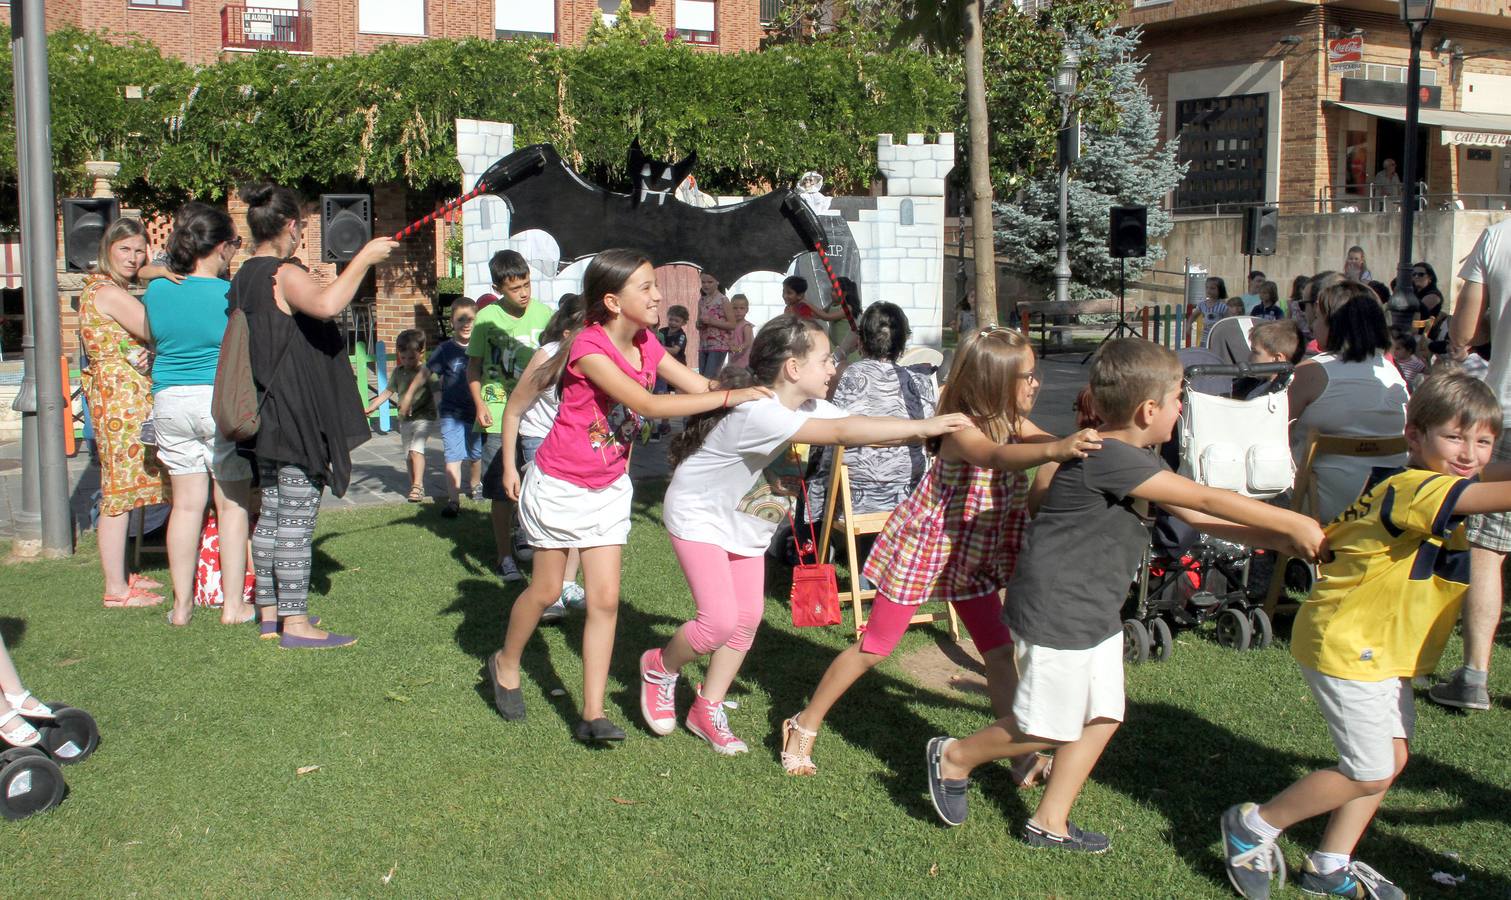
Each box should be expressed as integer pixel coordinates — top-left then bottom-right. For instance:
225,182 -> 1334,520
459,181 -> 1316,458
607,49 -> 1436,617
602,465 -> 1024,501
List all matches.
412,298 -> 479,518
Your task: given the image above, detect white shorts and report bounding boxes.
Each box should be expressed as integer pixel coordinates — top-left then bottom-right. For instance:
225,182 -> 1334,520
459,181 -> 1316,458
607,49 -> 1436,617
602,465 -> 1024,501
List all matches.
152,385 -> 252,481
400,418 -> 433,455
518,465 -> 632,548
1301,667 -> 1414,782
1011,630 -> 1125,742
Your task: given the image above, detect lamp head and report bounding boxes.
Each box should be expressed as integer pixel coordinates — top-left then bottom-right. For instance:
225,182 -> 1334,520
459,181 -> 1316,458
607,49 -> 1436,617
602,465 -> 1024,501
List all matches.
1054,43 -> 1080,97
1399,0 -> 1436,26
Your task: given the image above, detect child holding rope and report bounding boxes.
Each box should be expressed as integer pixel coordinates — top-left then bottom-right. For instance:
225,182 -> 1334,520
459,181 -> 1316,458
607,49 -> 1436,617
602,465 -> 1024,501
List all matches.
780,327 -> 1099,776
488,249 -> 771,743
635,316 -> 970,754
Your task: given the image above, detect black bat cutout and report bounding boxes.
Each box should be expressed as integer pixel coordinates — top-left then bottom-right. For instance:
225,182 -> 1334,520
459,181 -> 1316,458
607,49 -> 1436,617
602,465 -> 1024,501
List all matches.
472,143 -> 854,294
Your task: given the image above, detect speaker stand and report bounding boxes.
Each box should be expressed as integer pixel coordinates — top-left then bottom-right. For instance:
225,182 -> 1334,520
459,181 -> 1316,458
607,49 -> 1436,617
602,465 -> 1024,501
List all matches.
1084,258 -> 1140,363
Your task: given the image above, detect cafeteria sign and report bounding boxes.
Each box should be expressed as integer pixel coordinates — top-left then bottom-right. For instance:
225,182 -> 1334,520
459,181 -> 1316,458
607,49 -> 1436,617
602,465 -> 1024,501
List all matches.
1329,36 -> 1363,74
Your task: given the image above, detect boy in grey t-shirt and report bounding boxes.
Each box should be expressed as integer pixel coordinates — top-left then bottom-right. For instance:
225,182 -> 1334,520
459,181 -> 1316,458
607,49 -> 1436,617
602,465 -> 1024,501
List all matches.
924,339 -> 1328,852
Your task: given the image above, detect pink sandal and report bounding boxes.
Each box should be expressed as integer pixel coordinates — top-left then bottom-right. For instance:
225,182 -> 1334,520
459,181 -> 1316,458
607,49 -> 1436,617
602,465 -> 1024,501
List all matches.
780,715 -> 819,776
103,585 -> 164,608
128,573 -> 163,591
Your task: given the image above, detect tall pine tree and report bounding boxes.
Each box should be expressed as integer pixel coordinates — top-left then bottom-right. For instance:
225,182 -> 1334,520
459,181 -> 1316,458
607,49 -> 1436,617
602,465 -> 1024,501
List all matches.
993,27 -> 1185,297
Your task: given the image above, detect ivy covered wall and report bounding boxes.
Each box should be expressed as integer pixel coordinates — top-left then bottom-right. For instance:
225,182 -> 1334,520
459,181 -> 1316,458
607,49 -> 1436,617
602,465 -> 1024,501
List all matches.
0,26 -> 961,226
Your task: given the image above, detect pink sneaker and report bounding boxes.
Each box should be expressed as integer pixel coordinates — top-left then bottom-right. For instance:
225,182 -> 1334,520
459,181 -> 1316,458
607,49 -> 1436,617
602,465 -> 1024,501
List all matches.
686,686 -> 749,756
639,649 -> 679,736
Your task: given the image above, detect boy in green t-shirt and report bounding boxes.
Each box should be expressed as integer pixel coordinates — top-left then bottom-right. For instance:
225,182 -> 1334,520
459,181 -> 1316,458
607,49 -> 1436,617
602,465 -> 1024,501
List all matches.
467,250 -> 552,583
1222,373 -> 1511,900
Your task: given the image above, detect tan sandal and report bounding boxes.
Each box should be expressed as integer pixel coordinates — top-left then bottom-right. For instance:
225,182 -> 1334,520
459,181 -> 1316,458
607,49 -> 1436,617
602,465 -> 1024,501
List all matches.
780,715 -> 818,776
406,484 -> 425,503
1010,751 -> 1054,788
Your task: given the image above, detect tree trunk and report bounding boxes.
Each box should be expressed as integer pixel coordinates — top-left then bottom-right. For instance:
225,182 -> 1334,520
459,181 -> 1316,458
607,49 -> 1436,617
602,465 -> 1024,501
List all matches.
962,0 -> 997,327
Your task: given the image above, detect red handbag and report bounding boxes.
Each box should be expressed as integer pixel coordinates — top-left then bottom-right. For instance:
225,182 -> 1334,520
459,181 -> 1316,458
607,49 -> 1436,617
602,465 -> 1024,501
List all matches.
787,505 -> 841,628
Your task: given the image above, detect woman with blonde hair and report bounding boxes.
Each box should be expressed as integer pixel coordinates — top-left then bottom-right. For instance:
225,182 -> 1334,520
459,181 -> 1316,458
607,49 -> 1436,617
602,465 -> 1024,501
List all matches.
79,217 -> 175,607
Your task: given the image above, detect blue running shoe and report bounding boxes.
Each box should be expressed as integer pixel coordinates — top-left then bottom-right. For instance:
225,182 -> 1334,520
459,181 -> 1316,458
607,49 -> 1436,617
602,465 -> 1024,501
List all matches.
1220,803 -> 1286,899
1299,857 -> 1404,900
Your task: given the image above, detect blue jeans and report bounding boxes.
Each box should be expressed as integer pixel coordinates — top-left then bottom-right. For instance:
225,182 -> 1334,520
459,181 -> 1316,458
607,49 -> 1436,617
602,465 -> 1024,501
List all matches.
439,415 -> 482,464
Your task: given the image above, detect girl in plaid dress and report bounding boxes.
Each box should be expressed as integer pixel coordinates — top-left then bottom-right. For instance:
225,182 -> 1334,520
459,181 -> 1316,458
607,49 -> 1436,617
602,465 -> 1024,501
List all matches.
780,328 -> 1100,776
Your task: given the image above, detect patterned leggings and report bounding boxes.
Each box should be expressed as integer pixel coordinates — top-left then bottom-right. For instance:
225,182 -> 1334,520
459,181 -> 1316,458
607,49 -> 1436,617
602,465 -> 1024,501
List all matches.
252,460 -> 324,616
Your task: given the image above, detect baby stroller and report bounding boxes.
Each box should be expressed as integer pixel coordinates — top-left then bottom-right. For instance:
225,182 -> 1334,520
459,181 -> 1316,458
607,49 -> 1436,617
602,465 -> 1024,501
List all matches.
1121,317 -> 1296,663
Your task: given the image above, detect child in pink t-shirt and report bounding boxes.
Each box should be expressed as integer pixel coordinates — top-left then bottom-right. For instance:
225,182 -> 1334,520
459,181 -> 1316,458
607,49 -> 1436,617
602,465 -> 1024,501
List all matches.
490,249 -> 771,743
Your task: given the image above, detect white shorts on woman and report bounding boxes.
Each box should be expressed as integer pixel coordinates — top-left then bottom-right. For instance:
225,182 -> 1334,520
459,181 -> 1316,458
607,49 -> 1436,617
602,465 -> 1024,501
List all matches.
152,384 -> 251,481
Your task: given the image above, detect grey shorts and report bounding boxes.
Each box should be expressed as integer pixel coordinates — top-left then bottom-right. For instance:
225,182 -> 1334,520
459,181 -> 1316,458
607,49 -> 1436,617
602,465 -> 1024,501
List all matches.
480,432 -> 512,503
1301,666 -> 1414,782
1466,429 -> 1511,552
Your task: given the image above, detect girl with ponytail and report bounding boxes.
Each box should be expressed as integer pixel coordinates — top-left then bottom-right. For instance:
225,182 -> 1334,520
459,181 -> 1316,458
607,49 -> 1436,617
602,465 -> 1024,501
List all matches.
635,315 -> 970,756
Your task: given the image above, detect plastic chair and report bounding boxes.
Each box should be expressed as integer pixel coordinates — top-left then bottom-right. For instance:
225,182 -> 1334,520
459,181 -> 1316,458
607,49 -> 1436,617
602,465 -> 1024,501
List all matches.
1263,430 -> 1408,617
816,449 -> 959,640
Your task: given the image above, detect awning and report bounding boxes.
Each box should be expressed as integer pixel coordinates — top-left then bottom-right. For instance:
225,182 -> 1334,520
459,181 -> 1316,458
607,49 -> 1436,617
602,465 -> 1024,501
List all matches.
1330,100 -> 1511,146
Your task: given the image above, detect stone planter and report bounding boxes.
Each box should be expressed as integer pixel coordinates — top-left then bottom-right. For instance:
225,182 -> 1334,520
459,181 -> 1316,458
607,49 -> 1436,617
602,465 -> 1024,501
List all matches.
84,160 -> 121,199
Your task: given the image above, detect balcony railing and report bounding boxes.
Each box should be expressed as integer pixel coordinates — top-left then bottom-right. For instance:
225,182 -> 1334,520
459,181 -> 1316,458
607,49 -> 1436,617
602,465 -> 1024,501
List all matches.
221,5 -> 312,53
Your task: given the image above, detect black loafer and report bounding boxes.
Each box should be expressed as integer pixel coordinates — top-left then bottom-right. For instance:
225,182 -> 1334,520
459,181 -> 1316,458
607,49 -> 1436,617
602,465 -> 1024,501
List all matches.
486,655 -> 525,722
573,717 -> 626,743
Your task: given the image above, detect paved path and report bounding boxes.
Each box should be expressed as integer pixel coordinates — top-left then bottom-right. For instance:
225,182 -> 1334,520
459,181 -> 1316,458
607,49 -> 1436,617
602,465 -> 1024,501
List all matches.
0,354 -> 1089,539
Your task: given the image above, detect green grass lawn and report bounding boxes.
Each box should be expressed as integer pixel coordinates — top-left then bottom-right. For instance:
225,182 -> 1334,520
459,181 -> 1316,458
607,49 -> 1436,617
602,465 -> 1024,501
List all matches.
4,489 -> 1509,898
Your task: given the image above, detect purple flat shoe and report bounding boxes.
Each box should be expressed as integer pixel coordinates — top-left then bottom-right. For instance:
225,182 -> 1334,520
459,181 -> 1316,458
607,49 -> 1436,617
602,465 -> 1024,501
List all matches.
259,615 -> 321,641
278,631 -> 356,650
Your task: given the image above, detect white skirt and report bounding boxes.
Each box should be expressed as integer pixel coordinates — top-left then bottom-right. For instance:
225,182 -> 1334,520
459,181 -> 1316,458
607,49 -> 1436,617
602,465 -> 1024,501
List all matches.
519,464 -> 633,548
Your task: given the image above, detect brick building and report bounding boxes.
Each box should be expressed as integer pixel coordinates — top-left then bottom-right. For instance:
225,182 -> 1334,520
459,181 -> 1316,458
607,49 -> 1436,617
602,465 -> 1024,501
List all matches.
2,0 -> 773,64
1123,0 -> 1511,215
6,0 -> 785,354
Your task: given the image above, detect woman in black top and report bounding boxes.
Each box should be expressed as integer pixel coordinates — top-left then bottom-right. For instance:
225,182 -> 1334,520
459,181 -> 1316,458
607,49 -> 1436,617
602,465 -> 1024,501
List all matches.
1411,261 -> 1447,343
231,183 -> 397,649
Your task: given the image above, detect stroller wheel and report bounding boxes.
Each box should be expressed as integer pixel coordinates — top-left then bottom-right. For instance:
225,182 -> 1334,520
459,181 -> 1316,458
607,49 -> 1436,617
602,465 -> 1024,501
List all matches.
1247,608 -> 1274,650
1149,618 -> 1174,662
1122,618 -> 1151,664
1214,608 -> 1253,651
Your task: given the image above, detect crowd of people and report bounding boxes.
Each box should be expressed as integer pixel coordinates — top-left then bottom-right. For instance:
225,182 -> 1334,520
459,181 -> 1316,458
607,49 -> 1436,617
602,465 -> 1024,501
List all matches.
9,190 -> 1508,900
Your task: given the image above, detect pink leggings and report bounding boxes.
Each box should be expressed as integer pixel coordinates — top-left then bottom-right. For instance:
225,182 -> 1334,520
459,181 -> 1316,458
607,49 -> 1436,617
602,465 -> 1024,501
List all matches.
859,591 -> 1013,657
670,535 -> 766,654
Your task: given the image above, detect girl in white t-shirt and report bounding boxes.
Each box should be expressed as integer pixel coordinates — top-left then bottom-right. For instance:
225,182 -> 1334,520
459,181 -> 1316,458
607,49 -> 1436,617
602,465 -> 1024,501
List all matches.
637,316 -> 970,755
501,297 -> 585,619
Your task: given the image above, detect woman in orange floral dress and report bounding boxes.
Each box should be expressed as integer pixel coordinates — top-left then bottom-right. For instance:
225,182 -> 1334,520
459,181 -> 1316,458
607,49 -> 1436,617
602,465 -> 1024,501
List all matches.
80,218 -> 174,607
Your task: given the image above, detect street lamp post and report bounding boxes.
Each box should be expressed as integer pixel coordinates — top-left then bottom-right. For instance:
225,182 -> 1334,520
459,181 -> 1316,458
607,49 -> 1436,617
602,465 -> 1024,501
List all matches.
1391,0 -> 1436,330
1052,41 -> 1079,304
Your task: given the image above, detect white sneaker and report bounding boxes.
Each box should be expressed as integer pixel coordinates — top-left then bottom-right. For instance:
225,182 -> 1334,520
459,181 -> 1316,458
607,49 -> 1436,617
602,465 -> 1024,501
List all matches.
497,556 -> 523,583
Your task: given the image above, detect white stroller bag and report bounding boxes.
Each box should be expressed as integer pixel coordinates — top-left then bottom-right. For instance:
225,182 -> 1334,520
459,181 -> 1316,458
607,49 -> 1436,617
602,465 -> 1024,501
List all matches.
1178,389 -> 1294,499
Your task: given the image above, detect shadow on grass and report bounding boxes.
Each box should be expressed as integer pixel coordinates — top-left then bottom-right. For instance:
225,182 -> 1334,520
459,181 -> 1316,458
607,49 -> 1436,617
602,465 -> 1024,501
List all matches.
0,616 -> 24,648
1097,700 -> 1511,897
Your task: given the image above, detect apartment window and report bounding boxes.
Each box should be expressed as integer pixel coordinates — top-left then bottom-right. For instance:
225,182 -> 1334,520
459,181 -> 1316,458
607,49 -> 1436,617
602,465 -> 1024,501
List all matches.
1361,62 -> 1437,86
676,0 -> 715,43
359,0 -> 425,35
129,0 -> 187,9
1173,93 -> 1268,212
598,0 -> 618,26
759,0 -> 782,25
497,0 -> 554,40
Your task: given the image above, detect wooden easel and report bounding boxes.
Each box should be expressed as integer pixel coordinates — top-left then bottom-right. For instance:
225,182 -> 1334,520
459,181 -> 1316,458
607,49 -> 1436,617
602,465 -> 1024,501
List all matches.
817,448 -> 959,640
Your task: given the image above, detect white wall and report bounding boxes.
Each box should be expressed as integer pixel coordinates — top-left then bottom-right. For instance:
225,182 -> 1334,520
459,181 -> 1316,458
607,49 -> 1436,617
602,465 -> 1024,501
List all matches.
455,122 -> 953,348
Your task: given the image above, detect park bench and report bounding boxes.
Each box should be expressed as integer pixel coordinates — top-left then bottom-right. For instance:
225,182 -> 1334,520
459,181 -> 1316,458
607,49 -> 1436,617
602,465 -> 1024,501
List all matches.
1013,298 -> 1138,356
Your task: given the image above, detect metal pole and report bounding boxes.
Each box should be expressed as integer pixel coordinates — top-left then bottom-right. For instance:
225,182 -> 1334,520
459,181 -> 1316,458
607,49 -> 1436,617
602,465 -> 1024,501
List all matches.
1053,109 -> 1071,304
17,0 -> 74,556
1391,22 -> 1425,331
8,6 -> 41,556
